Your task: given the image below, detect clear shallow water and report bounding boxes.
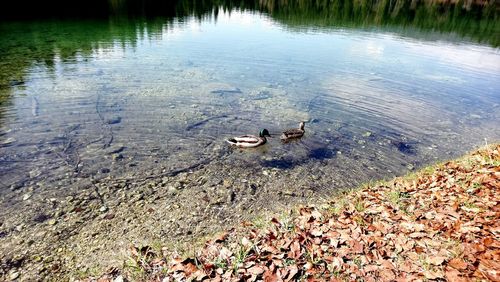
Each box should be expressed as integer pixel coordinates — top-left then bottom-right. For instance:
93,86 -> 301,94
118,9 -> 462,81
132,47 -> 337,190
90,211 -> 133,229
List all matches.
0,10 -> 499,202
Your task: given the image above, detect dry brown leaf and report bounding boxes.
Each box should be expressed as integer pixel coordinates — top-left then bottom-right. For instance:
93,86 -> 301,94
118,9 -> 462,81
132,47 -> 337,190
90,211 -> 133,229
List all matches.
219,247 -> 233,260
408,232 -> 427,239
363,264 -> 379,272
379,269 -> 395,281
222,270 -> 232,280
243,261 -> 256,269
248,265 -> 265,276
310,228 -> 323,237
331,257 -> 343,271
445,267 -> 468,282
379,259 -> 395,271
448,258 -> 468,270
214,231 -> 229,243
478,259 -> 500,281
424,269 -> 445,279
311,209 -> 322,219
271,217 -> 281,227
241,237 -> 252,247
284,265 -> 298,282
414,246 -> 424,254
193,269 -> 207,280
289,241 -> 301,259
262,245 -> 279,254
183,262 -> 198,276
330,239 -> 339,248
263,269 -> 279,282
428,256 -> 447,266
398,261 -> 418,273
351,240 -> 364,254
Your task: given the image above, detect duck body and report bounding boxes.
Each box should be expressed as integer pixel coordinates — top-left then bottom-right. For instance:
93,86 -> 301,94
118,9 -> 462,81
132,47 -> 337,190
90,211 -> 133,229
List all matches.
281,122 -> 305,141
227,129 -> 271,148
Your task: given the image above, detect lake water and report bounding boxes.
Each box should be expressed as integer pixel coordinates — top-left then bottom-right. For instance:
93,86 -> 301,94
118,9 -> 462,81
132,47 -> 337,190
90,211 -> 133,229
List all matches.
1,9 -> 499,195
0,0 -> 499,277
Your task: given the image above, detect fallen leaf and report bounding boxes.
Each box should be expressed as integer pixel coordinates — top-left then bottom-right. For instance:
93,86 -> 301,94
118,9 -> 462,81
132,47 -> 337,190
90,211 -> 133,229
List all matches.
311,209 -> 322,219
263,269 -> 278,282
219,247 -> 233,260
289,241 -> 301,259
379,259 -> 395,270
424,269 -> 444,279
428,256 -> 447,266
248,265 -> 265,275
183,262 -> 198,276
285,265 -> 298,282
445,267 -> 468,282
214,231 -> 229,243
408,232 -> 427,239
310,228 -> 323,237
242,237 -> 252,247
331,257 -> 343,271
379,269 -> 395,281
193,270 -> 207,280
448,258 -> 468,270
478,259 -> 500,281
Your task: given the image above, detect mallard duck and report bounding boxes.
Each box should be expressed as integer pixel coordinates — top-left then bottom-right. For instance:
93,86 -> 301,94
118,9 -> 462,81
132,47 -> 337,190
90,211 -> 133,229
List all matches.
226,129 -> 271,148
281,122 -> 305,141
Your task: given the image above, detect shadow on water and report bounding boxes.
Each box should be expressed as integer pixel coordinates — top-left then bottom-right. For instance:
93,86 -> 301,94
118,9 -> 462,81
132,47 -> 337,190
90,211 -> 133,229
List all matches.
395,141 -> 417,155
309,147 -> 335,160
261,138 -> 338,169
376,127 -> 419,155
260,147 -> 337,169
261,158 -> 296,170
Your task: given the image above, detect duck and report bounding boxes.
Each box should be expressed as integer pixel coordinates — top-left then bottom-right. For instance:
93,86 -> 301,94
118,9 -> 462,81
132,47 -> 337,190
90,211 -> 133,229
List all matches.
281,122 -> 305,141
226,129 -> 271,148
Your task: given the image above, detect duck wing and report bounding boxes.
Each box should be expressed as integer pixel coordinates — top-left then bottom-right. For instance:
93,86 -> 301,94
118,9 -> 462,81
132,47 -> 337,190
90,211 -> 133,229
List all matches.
281,128 -> 304,139
233,135 -> 260,143
227,135 -> 262,146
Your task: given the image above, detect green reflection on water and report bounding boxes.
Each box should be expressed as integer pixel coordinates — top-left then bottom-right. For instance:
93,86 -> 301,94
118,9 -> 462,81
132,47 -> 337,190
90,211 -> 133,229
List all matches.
262,0 -> 499,46
104,0 -> 499,46
0,0 -> 498,106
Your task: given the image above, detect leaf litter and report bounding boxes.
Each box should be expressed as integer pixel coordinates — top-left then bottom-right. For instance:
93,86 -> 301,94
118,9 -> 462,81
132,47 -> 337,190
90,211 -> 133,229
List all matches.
90,145 -> 499,281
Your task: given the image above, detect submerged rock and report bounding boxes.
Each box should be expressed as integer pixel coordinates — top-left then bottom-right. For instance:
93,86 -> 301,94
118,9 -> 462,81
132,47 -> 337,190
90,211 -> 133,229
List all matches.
251,90 -> 273,100
106,144 -> 125,154
223,179 -> 232,188
112,153 -> 123,161
210,87 -> 242,95
106,116 -> 122,125
100,168 -> 111,174
9,271 -> 19,281
22,193 -> 32,201
0,137 -> 16,146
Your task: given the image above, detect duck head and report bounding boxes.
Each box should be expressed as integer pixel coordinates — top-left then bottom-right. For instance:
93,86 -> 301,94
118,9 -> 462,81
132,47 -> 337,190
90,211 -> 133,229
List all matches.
299,122 -> 305,130
259,129 -> 271,137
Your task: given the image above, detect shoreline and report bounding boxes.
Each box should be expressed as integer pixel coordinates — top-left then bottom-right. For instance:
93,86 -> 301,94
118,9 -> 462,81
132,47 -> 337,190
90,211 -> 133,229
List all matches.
87,144 -> 500,281
1,142 -> 498,281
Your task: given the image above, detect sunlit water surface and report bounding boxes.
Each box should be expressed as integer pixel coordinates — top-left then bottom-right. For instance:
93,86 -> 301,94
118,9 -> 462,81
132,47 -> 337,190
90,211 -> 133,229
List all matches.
1,11 -> 499,202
